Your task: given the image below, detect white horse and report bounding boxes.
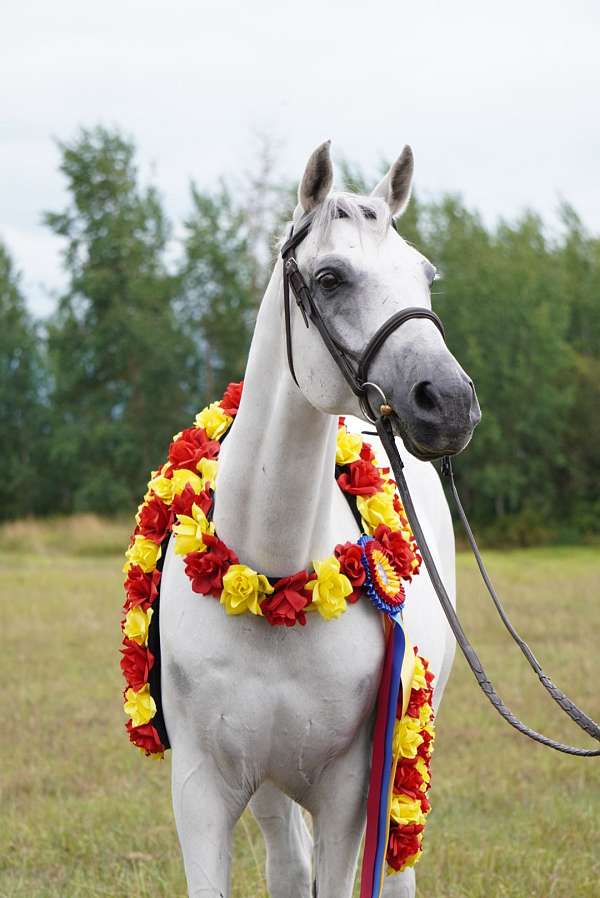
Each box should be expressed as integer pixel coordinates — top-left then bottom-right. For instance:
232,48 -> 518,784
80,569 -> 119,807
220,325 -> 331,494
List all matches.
160,141 -> 480,898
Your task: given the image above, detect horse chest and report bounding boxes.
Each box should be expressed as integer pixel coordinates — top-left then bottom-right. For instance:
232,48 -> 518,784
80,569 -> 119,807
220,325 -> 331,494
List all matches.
160,546 -> 385,791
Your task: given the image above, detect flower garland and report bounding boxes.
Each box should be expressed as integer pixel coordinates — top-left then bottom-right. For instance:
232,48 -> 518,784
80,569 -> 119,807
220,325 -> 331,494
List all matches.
120,379 -> 434,873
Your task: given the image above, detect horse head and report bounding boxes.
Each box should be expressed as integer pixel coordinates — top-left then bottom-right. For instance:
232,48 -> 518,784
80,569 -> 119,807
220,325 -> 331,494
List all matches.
283,140 -> 481,461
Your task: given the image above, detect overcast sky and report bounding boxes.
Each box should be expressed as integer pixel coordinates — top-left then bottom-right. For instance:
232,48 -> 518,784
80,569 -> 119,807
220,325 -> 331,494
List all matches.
2,0 -> 599,315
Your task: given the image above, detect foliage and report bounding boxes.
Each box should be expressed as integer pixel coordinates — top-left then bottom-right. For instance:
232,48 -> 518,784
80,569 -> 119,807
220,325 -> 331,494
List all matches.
0,243 -> 44,519
0,125 -> 598,540
43,127 -> 200,513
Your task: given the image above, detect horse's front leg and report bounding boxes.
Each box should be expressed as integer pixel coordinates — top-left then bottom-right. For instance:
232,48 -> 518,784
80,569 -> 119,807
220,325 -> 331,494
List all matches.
303,722 -> 372,898
171,743 -> 249,898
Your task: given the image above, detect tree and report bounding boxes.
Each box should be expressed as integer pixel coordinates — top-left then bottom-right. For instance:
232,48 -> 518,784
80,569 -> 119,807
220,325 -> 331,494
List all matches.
0,242 -> 44,519
45,126 -> 200,513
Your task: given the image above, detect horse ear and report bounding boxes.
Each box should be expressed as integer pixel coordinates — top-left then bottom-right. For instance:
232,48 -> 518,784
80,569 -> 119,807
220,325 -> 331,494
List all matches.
370,145 -> 414,218
298,141 -> 334,213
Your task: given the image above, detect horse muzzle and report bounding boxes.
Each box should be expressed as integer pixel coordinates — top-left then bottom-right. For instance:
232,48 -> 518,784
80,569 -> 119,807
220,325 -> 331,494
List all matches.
388,364 -> 481,461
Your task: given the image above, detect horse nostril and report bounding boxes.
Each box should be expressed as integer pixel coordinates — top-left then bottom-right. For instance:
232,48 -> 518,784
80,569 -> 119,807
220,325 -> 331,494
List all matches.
412,380 -> 438,413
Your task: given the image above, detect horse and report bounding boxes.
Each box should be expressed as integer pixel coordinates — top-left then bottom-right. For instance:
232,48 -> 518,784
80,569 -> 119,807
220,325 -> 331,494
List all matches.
158,140 -> 481,898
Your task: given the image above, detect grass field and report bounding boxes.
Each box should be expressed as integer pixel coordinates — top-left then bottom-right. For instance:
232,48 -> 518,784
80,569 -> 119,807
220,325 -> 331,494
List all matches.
1,517 -> 599,898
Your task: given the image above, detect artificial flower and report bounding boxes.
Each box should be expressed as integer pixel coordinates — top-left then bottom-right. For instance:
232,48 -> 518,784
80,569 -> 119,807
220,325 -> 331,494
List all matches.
195,402 -> 233,440
357,492 -> 401,534
337,458 -> 384,496
387,823 -> 423,872
168,426 -> 220,471
123,566 -> 161,611
137,495 -> 171,544
373,523 -> 417,578
123,684 -> 156,727
123,606 -> 153,647
390,794 -> 426,827
335,427 -> 363,466
173,503 -> 215,555
126,719 -> 164,756
334,542 -> 366,602
306,556 -> 353,619
220,380 -> 243,416
261,572 -> 311,626
184,534 -> 238,597
196,457 -> 218,490
120,640 -> 154,692
393,758 -> 426,797
124,535 -> 161,574
393,714 -> 424,760
171,484 -> 212,521
147,472 -> 176,505
220,564 -> 273,615
171,468 -> 203,497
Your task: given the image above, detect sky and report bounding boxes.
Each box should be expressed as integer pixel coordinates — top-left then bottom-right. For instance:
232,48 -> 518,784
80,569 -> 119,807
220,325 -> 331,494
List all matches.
2,0 -> 600,315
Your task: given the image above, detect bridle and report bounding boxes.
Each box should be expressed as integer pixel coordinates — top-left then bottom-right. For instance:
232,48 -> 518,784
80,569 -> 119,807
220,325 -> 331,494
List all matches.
281,210 -> 600,757
281,210 -> 445,421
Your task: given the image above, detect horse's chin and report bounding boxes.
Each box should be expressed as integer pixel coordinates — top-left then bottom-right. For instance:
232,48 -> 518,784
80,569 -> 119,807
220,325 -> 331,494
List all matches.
390,414 -> 475,462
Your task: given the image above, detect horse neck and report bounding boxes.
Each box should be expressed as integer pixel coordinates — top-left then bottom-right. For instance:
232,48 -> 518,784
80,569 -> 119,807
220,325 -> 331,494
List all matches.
213,260 -> 339,577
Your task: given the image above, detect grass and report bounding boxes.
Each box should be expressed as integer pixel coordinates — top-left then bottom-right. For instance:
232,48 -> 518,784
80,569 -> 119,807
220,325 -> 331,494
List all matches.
1,520 -> 599,898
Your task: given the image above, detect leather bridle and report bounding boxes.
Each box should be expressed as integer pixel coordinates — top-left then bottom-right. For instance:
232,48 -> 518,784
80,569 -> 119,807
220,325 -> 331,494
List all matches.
281,211 -> 600,757
281,211 -> 445,421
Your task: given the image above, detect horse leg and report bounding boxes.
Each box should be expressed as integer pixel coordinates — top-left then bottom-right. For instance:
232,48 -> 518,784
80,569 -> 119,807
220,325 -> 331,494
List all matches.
381,868 -> 416,898
250,782 -> 313,897
304,725 -> 372,898
171,746 -> 248,898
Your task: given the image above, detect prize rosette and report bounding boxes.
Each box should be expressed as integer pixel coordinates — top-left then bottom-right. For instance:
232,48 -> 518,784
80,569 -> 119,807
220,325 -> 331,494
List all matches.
359,535 -> 406,616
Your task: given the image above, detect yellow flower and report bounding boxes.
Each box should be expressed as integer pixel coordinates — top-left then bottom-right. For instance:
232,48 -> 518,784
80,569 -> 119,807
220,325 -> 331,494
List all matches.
171,468 -> 203,496
411,656 -> 428,692
415,755 -> 430,785
220,564 -> 274,615
123,684 -> 156,727
306,556 -> 352,620
196,457 -> 218,489
390,794 -> 426,827
124,536 -> 161,573
418,702 -> 434,728
195,402 -> 233,440
393,714 -> 424,759
335,427 -> 363,465
148,473 -> 175,505
173,503 -> 215,555
356,492 -> 401,534
123,606 -> 153,646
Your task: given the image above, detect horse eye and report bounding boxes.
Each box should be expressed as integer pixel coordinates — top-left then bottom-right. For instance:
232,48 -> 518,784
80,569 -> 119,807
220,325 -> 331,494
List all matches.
317,272 -> 341,291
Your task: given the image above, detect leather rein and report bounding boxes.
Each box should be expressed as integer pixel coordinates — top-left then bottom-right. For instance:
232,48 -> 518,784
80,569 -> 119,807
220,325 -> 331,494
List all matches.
281,211 -> 600,757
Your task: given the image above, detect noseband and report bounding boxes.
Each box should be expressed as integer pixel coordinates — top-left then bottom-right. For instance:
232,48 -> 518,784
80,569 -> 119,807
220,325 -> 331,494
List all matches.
281,209 -> 600,757
280,211 -> 445,420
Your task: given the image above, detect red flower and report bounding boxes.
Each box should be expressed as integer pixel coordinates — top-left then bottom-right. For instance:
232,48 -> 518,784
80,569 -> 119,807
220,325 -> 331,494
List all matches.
124,566 -> 161,611
138,495 -> 171,544
360,441 -> 375,462
386,823 -> 423,871
337,459 -> 384,496
334,542 -> 366,602
171,484 -> 212,521
220,380 -> 243,416
406,686 -> 433,718
373,524 -> 418,579
261,571 -> 312,627
184,534 -> 238,597
126,720 -> 164,755
121,639 -> 155,691
417,727 -> 434,759
168,426 -> 220,471
394,758 -> 424,797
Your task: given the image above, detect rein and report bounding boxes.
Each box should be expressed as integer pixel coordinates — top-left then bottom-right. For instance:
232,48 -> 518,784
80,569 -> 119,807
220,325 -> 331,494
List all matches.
282,211 -> 600,757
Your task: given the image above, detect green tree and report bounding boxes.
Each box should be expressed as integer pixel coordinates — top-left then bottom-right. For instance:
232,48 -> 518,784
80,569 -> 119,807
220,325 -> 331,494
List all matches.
45,126 -> 200,513
0,241 -> 44,520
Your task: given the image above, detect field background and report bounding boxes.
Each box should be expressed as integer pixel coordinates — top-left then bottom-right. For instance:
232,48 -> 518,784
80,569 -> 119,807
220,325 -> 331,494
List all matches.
1,517 -> 599,898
